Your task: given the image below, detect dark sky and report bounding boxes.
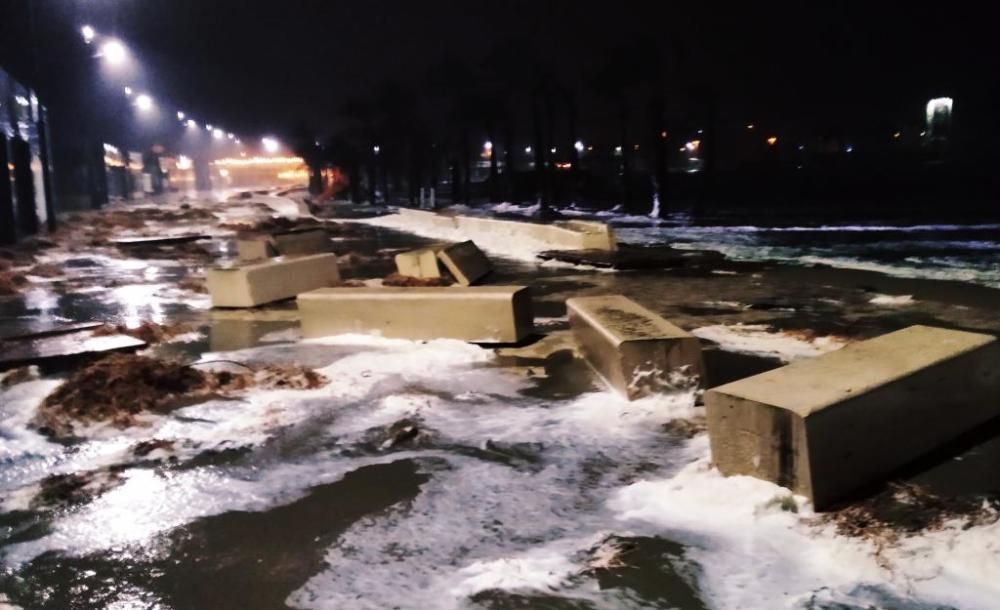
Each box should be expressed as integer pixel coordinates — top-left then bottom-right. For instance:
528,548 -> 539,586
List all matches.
2,1 -> 997,148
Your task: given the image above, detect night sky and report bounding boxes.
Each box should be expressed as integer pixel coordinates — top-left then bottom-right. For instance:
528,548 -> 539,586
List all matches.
2,1 -> 997,149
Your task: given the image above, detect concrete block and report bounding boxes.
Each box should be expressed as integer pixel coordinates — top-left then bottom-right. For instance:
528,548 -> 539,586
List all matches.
556,220 -> 618,250
394,248 -> 442,279
297,286 -> 534,343
566,295 -> 705,400
208,253 -> 340,308
397,208 -> 459,231
705,325 -> 1000,509
236,229 -> 331,262
437,241 -> 492,286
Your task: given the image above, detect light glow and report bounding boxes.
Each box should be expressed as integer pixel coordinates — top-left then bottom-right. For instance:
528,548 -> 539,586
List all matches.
100,40 -> 127,66
134,94 -> 154,112
212,155 -> 304,167
574,140 -> 584,152
81,25 -> 96,44
766,136 -> 777,146
261,137 -> 280,153
212,128 -> 224,140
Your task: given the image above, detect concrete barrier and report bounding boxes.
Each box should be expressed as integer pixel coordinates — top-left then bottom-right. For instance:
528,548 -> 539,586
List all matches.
207,253 -> 340,308
394,208 -> 616,251
394,248 -> 442,278
298,286 -> 534,343
237,229 -> 331,261
566,295 -> 705,400
437,241 -> 492,285
705,325 -> 1000,509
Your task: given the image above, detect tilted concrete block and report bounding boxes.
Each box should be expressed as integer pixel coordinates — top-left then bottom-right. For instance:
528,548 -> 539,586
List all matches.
705,325 -> 1000,509
207,253 -> 340,308
437,241 -> 492,286
394,248 -> 442,279
566,295 -> 705,400
236,229 -> 331,262
556,220 -> 618,251
297,286 -> 534,343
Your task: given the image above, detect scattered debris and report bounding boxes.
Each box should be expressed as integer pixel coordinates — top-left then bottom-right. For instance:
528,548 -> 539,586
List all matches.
381,418 -> 421,449
93,320 -> 191,345
35,354 -> 329,437
584,536 -> 639,572
0,271 -> 29,295
132,438 -> 176,458
29,468 -> 125,510
382,272 -> 453,287
0,365 -> 39,387
177,276 -> 208,293
27,263 -> 64,278
662,416 -> 708,439
819,482 -> 1000,567
0,332 -> 145,370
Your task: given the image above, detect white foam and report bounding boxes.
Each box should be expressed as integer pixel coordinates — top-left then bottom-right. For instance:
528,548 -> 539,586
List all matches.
610,456 -> 1000,610
869,293 -> 915,306
692,324 -> 847,362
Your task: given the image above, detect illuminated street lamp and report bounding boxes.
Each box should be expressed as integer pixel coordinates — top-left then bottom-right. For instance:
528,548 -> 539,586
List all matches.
574,140 -> 584,152
262,137 -> 280,153
227,133 -> 235,140
100,39 -> 127,66
206,124 -> 214,130
373,144 -> 380,154
134,93 -> 154,112
123,85 -> 133,97
186,119 -> 199,130
177,111 -> 185,120
81,25 -> 96,44
766,136 -> 777,146
212,128 -> 224,140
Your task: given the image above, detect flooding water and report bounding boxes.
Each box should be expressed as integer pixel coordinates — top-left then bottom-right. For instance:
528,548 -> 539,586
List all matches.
2,196 -> 1000,609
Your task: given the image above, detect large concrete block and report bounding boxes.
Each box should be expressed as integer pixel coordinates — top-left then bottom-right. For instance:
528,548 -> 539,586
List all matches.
207,253 -> 340,308
705,325 -> 1000,509
397,208 -> 459,231
437,241 -> 492,286
394,248 -> 442,279
297,286 -> 534,343
556,220 -> 617,250
398,210 -> 616,252
566,295 -> 705,400
236,229 -> 331,262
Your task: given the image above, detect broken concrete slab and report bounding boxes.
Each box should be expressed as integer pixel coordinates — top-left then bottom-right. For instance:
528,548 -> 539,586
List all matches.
555,220 -> 617,250
0,333 -> 146,371
394,248 -> 442,279
705,325 -> 1000,509
236,228 -> 332,261
437,241 -> 492,286
297,286 -> 534,343
0,321 -> 104,342
207,253 -> 340,308
566,295 -> 705,400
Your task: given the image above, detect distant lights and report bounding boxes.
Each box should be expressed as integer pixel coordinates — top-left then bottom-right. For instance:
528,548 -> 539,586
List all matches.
766,136 -> 777,146
524,146 -> 532,154
550,147 -> 556,154
845,144 -> 854,153
261,137 -> 280,153
134,93 -> 154,112
176,155 -> 193,170
685,139 -> 701,152
373,144 -> 381,154
176,111 -> 185,120
227,133 -> 235,140
213,155 -> 304,167
484,141 -> 493,150
746,124 -> 755,130
660,131 -> 668,139
574,140 -> 584,152
100,39 -> 127,66
81,25 -> 96,44
205,124 -> 214,131
893,131 -> 901,139
186,119 -> 198,130
235,138 -> 242,145
614,145 -> 622,154
14,95 -> 29,107
212,128 -> 224,140
123,86 -> 133,97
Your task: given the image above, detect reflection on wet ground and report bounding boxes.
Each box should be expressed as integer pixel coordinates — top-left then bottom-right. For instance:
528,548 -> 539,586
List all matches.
3,195 -> 1000,609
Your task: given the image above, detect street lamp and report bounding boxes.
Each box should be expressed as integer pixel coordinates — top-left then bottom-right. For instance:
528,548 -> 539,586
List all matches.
186,119 -> 199,130
123,85 -> 133,97
574,140 -> 584,153
81,25 -> 96,44
177,111 -> 185,120
134,93 -> 154,112
262,137 -> 279,153
100,39 -> 127,66
212,128 -> 224,140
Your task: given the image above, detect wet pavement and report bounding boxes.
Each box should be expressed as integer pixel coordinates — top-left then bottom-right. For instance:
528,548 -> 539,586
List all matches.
2,193 -> 1000,609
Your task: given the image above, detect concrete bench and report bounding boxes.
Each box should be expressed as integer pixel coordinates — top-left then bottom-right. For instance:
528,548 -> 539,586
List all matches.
437,241 -> 492,285
207,253 -> 340,308
297,286 -> 534,343
705,325 -> 1000,509
394,248 -> 443,279
566,295 -> 705,400
236,228 -> 331,261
